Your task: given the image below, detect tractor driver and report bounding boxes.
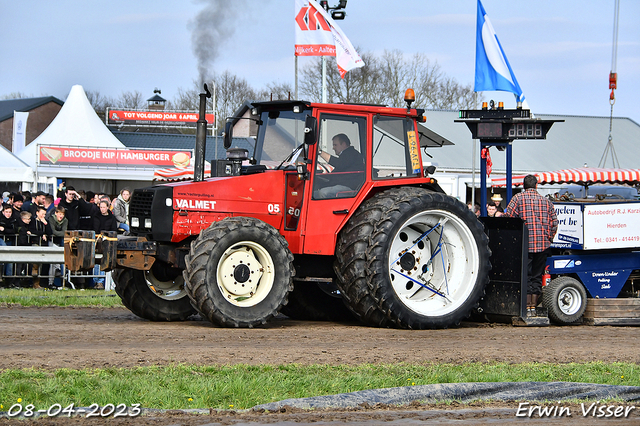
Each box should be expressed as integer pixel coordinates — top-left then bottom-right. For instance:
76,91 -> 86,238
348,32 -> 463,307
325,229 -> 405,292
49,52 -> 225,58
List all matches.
315,133 -> 365,199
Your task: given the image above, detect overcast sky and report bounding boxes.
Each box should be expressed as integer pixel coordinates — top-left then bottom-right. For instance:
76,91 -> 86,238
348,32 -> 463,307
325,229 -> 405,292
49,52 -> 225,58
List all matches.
2,1 -> 638,124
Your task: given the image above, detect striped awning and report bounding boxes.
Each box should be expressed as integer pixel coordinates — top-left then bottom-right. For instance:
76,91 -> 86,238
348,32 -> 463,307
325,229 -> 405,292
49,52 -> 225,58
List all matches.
492,168 -> 640,187
153,164 -> 211,181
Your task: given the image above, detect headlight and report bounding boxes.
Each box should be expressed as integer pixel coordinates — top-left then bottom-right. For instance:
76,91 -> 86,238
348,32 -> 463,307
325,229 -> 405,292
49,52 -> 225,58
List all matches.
131,217 -> 139,227
144,218 -> 152,228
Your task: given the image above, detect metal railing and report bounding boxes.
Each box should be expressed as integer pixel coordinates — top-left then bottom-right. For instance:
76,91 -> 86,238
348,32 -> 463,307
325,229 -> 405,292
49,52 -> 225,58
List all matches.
0,242 -> 113,290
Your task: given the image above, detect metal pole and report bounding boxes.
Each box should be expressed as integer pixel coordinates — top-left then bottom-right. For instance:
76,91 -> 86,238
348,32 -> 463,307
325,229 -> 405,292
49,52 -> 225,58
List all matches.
211,81 -> 217,160
322,56 -> 327,103
471,138 -> 476,207
480,142 -> 487,217
471,92 -> 477,207
506,142 -> 513,203
295,56 -> 298,100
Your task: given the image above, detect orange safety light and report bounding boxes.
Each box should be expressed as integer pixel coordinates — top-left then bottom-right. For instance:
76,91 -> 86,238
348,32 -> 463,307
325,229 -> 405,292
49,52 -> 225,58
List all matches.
404,88 -> 415,109
482,102 -> 488,110
404,88 -> 415,103
498,102 -> 504,109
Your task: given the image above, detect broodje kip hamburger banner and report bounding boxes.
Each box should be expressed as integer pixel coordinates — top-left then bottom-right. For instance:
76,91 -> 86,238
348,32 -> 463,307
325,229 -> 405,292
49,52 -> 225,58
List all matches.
39,146 -> 192,168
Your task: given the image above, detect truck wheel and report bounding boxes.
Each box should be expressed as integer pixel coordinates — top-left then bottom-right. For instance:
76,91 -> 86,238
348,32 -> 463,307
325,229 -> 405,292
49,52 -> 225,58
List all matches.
280,280 -> 357,322
335,187 -> 490,329
542,276 -> 587,324
113,266 -> 196,321
184,217 -> 294,328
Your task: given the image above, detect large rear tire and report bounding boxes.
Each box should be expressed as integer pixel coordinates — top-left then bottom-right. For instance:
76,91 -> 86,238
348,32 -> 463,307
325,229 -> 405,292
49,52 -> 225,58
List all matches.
335,187 -> 490,329
184,217 -> 294,328
113,265 -> 196,321
280,280 -> 357,322
542,276 -> 587,324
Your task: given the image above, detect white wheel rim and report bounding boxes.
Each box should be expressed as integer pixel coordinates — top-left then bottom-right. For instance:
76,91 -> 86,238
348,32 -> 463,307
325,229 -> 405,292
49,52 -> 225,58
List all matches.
144,269 -> 186,301
216,240 -> 274,307
388,209 -> 479,317
557,286 -> 582,315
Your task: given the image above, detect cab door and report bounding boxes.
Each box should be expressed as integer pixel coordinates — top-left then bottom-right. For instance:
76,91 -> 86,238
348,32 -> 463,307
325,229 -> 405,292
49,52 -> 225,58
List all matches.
302,113 -> 368,255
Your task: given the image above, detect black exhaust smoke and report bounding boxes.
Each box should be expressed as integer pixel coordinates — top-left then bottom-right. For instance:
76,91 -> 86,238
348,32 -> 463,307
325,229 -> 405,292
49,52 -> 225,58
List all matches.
194,84 -> 212,182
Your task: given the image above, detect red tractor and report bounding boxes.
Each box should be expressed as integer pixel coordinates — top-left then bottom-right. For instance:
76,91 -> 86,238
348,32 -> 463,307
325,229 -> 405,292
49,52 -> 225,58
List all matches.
66,88 -> 490,329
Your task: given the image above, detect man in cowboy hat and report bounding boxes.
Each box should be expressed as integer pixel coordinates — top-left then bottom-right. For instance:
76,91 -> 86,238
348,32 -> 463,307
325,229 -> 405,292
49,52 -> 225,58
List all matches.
490,193 -> 504,212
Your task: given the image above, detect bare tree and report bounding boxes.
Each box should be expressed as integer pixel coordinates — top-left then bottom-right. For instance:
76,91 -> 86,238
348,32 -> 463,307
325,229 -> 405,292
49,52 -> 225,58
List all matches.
85,90 -> 115,114
117,90 -> 146,110
299,50 -> 478,110
299,50 -> 384,105
213,71 -> 258,130
172,84 -> 200,111
1,92 -> 32,100
257,81 -> 295,101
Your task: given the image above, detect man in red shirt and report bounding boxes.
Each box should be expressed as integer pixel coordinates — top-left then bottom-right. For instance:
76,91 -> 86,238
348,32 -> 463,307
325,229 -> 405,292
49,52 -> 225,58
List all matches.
504,175 -> 558,316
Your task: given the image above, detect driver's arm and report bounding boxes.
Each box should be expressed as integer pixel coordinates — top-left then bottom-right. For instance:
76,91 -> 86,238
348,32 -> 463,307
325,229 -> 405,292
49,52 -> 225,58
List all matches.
318,149 -> 331,163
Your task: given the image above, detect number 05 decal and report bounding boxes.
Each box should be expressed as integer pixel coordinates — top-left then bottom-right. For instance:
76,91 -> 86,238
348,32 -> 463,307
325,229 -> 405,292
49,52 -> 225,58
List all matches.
267,204 -> 280,214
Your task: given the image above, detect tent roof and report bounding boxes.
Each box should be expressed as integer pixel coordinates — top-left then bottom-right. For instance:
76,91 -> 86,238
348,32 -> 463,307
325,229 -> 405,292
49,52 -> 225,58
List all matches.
17,85 -> 126,169
492,168 -> 640,187
0,144 -> 33,182
0,96 -> 64,122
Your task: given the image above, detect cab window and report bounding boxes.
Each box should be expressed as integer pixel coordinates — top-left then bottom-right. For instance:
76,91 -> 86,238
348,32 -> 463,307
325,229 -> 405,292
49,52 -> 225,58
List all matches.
372,116 -> 421,179
312,114 -> 366,199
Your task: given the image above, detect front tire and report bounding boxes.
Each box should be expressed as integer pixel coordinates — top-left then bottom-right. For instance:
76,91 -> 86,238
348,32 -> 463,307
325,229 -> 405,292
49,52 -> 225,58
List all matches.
335,187 -> 490,329
184,217 -> 294,328
542,276 -> 587,324
113,266 -> 196,321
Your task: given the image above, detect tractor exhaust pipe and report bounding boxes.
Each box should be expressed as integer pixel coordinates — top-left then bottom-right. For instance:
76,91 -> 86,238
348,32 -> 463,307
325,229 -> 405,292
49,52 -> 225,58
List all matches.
194,84 -> 212,182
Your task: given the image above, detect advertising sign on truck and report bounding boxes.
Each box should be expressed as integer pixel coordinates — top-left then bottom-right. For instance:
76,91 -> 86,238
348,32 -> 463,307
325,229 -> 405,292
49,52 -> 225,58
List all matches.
552,202 -> 640,250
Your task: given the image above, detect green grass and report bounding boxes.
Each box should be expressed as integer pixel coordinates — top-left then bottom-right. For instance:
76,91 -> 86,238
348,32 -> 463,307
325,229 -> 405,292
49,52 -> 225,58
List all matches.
0,362 -> 637,411
0,288 -> 123,307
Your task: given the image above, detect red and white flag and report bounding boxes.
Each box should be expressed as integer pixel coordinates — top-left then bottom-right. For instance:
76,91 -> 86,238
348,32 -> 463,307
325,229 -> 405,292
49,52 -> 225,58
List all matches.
294,0 -> 364,78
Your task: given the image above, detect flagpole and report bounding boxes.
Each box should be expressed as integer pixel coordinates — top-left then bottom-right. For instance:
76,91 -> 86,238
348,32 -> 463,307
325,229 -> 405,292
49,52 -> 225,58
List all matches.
322,56 -> 327,103
295,56 -> 298,100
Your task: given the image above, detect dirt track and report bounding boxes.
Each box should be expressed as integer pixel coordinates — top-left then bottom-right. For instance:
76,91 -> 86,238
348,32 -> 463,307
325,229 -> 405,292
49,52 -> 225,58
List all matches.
2,305 -> 640,370
1,305 -> 639,425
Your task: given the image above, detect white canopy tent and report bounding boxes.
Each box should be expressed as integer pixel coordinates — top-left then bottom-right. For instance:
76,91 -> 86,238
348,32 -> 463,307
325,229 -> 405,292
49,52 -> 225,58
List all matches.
0,144 -> 33,183
17,85 -> 154,184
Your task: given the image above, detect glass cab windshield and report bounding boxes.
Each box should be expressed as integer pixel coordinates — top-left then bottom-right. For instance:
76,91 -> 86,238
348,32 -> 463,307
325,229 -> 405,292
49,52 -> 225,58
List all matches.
254,108 -> 310,166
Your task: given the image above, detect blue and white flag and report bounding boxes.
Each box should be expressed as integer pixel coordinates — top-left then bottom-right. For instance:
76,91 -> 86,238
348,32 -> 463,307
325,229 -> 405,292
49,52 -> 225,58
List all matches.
474,0 -> 525,104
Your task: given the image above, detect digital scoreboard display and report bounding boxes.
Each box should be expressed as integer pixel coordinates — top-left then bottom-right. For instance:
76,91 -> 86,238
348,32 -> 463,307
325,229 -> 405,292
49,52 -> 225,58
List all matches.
508,123 -> 543,138
477,122 -> 502,137
475,122 -> 544,139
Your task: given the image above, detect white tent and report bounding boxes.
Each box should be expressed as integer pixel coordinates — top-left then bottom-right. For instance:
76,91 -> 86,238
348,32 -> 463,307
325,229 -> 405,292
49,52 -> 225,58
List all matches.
0,144 -> 33,182
17,85 -> 153,181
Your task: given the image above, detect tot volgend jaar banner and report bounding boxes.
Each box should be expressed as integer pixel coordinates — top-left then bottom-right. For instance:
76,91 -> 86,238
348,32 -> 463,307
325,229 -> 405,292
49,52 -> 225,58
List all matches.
294,0 -> 364,78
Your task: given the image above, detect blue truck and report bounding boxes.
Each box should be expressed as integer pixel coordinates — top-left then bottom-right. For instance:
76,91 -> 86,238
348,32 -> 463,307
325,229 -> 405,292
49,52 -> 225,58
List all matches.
543,198 -> 640,324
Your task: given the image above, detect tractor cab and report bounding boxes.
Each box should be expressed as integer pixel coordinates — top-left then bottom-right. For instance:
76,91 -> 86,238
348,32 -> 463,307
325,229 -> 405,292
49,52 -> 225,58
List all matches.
219,97 -> 439,255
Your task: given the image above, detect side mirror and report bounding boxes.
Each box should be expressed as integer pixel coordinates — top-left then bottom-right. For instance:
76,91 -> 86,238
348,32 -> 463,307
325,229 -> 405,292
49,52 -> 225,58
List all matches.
303,115 -> 317,145
223,121 -> 233,149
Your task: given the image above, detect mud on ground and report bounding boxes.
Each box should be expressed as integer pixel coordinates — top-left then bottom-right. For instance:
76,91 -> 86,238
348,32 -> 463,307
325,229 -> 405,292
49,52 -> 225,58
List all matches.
1,306 -> 639,425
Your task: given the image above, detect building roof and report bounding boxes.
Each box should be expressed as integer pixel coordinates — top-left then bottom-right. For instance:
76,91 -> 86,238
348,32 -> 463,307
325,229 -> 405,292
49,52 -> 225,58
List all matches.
0,96 -> 64,122
146,94 -> 166,103
112,131 -> 262,161
421,110 -> 640,174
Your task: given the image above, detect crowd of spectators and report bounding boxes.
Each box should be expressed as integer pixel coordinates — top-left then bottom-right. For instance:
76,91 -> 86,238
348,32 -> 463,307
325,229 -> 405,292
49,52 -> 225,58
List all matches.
0,186 -> 131,289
